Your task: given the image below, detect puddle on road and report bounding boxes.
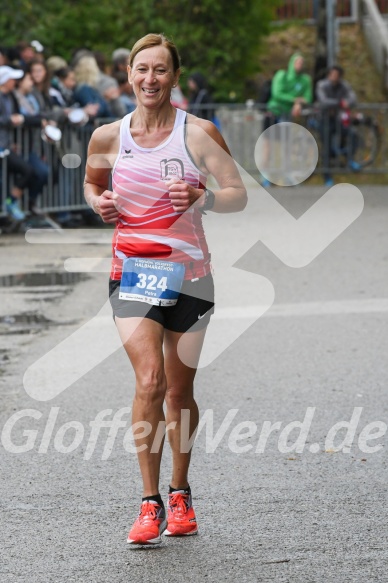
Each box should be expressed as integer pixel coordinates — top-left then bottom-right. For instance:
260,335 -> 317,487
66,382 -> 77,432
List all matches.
0,312 -> 73,335
0,271 -> 87,337
0,271 -> 88,288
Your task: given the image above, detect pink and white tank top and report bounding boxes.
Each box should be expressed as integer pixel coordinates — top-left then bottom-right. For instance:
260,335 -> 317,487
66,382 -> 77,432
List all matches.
110,108 -> 211,281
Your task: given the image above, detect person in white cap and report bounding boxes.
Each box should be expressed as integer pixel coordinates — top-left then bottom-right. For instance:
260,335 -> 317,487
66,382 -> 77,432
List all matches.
0,66 -> 39,221
0,65 -> 23,86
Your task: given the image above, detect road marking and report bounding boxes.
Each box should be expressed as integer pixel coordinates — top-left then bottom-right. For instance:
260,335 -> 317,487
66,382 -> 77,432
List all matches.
212,298 -> 388,320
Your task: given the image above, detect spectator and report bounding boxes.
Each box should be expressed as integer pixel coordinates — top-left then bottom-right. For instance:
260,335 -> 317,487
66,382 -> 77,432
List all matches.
50,67 -> 76,107
93,50 -> 126,117
0,47 -> 9,66
49,67 -> 99,123
0,66 -> 46,220
315,65 -> 358,186
13,71 -> 49,213
26,59 -> 67,124
267,54 -> 312,119
257,71 -> 277,111
73,55 -> 112,118
46,56 -> 68,76
13,71 -> 40,118
261,54 -> 312,187
111,48 -> 131,75
16,41 -> 37,67
187,72 -> 214,121
113,71 -> 136,114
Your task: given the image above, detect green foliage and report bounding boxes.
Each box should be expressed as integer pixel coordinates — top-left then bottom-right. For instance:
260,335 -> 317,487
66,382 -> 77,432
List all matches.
0,0 -> 281,101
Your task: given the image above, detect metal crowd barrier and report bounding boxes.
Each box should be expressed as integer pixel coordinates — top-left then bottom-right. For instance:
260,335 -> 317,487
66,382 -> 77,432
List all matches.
216,103 -> 388,179
0,122 -> 96,219
1,103 -> 387,220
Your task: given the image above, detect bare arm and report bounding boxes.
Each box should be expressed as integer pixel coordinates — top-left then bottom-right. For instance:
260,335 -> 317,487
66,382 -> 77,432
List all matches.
83,122 -> 120,223
168,117 -> 247,214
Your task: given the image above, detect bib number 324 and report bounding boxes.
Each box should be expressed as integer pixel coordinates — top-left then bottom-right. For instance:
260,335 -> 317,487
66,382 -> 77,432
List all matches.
119,257 -> 185,306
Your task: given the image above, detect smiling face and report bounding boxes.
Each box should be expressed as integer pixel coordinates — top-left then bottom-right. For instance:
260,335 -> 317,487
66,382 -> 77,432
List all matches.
128,45 -> 180,109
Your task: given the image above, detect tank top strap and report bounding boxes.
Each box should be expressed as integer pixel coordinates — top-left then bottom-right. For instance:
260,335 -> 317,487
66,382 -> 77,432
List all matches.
174,107 -> 186,127
120,112 -> 133,149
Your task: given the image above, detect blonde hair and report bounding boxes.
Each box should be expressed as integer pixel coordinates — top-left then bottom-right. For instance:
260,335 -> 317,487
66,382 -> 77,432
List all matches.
129,33 -> 181,72
46,56 -> 67,74
73,55 -> 100,87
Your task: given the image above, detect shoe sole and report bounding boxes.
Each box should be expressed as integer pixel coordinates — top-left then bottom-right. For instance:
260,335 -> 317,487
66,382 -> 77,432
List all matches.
164,528 -> 198,537
127,519 -> 167,545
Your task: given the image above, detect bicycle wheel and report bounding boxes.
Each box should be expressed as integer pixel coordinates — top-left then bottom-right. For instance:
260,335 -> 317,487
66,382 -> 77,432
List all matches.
347,116 -> 381,168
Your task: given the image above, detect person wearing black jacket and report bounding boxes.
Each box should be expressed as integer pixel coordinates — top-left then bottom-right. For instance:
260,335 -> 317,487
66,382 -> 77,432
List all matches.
315,65 -> 358,186
187,72 -> 213,121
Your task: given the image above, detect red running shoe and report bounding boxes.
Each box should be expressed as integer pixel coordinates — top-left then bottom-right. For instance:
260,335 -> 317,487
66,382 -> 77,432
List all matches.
127,500 -> 167,545
164,491 -> 198,536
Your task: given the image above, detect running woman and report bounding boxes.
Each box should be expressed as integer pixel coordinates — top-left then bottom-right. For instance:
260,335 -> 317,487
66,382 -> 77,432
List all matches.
84,33 -> 246,546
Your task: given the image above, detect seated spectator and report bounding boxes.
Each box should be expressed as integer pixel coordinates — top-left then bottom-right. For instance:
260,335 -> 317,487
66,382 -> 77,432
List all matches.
261,54 -> 312,187
267,54 -> 312,119
315,65 -> 358,186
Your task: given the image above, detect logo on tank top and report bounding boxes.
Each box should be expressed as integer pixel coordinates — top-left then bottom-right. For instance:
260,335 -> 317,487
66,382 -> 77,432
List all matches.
122,149 -> 133,159
160,158 -> 184,181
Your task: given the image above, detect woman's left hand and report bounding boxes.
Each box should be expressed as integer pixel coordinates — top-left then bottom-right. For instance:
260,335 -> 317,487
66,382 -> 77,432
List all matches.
166,178 -> 204,213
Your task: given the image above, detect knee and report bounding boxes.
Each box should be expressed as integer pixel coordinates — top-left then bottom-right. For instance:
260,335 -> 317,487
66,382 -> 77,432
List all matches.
135,367 -> 166,405
165,385 -> 194,411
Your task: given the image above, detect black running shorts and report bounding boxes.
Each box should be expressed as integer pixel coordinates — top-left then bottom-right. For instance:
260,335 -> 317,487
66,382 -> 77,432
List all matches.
109,273 -> 215,333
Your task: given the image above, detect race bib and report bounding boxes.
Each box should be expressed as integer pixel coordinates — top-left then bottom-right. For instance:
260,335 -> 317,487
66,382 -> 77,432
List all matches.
119,257 -> 185,306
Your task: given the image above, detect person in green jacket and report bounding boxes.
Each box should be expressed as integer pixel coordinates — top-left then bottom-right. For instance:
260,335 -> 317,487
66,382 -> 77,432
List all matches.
267,53 -> 312,118
261,54 -> 313,187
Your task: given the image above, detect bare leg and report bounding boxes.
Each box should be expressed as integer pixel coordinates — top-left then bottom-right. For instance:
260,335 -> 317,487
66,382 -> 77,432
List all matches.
164,328 -> 207,489
115,316 -> 166,497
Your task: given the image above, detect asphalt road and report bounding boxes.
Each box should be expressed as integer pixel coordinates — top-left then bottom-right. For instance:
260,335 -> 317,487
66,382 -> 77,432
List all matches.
0,184 -> 387,582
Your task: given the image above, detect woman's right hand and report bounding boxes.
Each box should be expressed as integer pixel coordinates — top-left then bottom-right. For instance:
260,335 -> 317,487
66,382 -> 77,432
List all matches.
94,190 -> 119,223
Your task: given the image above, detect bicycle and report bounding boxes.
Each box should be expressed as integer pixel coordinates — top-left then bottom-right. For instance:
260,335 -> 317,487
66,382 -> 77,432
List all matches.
302,106 -> 381,170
